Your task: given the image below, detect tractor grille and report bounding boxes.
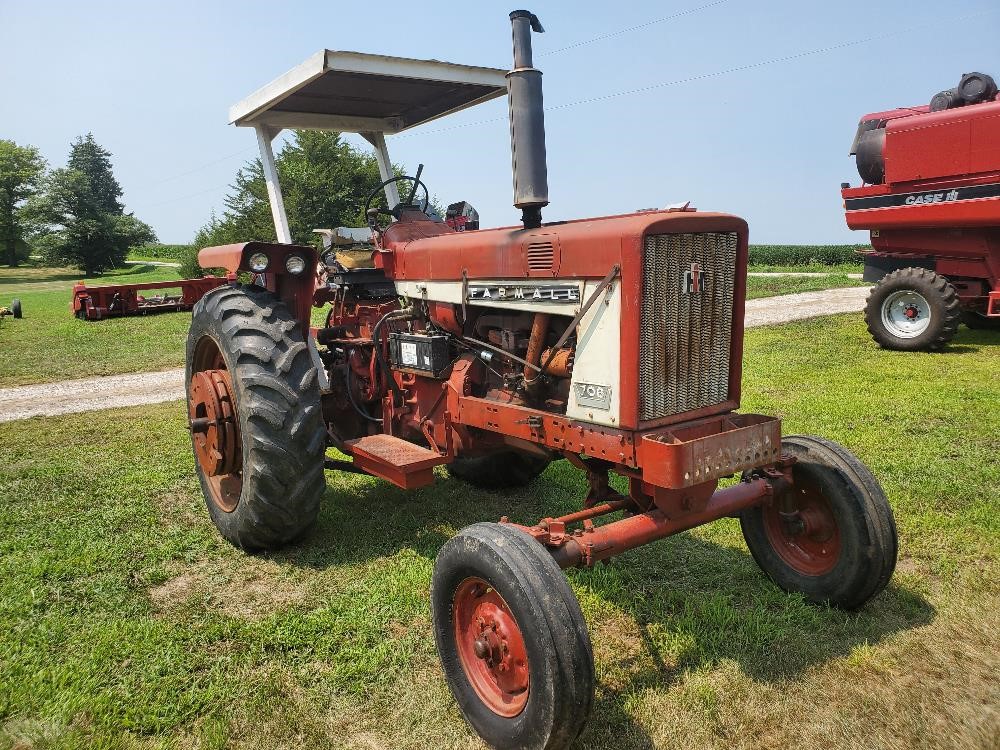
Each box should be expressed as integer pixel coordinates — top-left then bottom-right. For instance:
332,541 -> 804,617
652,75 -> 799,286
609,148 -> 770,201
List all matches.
639,231 -> 737,421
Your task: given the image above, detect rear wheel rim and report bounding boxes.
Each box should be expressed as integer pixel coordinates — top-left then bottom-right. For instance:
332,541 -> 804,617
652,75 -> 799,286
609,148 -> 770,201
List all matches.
763,473 -> 841,576
189,337 -> 243,512
881,289 -> 931,338
452,576 -> 530,717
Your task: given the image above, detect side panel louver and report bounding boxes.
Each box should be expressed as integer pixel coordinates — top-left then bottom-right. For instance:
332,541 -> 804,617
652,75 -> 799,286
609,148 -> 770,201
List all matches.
526,240 -> 555,274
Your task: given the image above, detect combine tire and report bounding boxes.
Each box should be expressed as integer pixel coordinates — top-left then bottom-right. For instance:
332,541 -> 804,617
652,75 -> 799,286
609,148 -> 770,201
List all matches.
864,267 -> 960,351
740,435 -> 897,610
432,522 -> 594,750
11,298 -> 21,318
447,451 -> 550,489
961,310 -> 1000,330
186,285 -> 326,551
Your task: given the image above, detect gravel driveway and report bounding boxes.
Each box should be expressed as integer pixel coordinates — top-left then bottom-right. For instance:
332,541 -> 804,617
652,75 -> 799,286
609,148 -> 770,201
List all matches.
0,286 -> 870,423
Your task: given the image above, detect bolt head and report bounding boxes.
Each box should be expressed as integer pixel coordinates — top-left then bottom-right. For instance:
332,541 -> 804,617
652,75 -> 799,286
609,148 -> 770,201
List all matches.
473,638 -> 489,659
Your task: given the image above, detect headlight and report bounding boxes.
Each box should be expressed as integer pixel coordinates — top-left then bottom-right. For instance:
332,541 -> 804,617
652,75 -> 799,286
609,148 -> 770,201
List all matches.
248,252 -> 269,272
285,255 -> 307,275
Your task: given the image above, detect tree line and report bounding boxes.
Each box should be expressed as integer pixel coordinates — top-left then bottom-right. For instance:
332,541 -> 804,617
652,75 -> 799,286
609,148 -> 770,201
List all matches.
2,130 -> 406,278
0,134 -> 156,275
183,131 -> 390,276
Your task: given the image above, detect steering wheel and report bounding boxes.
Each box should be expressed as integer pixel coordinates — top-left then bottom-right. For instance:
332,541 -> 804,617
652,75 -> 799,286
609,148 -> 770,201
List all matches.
364,168 -> 430,232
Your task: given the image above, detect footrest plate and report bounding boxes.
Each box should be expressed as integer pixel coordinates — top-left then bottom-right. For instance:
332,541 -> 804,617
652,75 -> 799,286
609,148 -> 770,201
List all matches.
345,434 -> 448,489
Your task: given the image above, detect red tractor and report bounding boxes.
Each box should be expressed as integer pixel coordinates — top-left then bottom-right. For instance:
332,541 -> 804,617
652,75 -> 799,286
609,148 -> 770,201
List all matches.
187,12 -> 897,749
842,71 -> 1000,351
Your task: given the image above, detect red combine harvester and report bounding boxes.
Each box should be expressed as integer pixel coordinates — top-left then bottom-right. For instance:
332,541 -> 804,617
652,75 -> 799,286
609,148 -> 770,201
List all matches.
71,275 -> 227,320
842,71 -> 1000,350
187,11 -> 897,749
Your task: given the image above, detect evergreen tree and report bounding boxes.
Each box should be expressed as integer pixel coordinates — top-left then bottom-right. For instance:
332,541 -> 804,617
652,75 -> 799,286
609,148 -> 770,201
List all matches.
33,134 -> 155,275
67,133 -> 123,215
193,131 -> 385,249
0,140 -> 47,267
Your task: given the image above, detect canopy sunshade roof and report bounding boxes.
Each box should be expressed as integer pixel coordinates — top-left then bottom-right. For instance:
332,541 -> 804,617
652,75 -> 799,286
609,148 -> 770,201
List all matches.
230,50 -> 509,135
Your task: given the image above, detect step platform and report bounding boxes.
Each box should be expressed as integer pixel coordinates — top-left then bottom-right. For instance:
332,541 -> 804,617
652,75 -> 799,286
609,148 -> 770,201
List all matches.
345,434 -> 448,489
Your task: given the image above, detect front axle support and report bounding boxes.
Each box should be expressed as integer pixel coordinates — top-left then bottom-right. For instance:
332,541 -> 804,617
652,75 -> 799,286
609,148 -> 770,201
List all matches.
507,476 -> 778,569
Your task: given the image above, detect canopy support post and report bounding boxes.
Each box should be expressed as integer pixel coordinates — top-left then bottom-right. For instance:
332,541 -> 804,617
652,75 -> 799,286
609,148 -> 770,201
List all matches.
362,132 -> 401,208
255,125 -> 293,244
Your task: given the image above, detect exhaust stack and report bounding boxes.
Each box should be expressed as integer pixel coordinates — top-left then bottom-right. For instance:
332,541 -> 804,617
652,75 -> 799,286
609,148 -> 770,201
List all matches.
507,10 -> 548,229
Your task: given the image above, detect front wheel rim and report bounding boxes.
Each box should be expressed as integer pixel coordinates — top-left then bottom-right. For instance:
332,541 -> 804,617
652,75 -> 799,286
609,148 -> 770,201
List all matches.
763,474 -> 841,576
452,577 -> 530,717
881,289 -> 932,338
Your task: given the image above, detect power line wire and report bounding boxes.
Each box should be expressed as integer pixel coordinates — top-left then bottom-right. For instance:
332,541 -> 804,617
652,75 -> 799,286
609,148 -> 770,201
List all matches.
133,182 -> 233,209
128,4 -> 729,193
142,5 -> 997,206
398,6 -> 998,139
539,0 -> 731,56
137,146 -> 256,189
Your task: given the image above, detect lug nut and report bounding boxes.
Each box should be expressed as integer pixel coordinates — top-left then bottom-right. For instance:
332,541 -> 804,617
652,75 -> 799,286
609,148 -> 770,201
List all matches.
188,416 -> 213,433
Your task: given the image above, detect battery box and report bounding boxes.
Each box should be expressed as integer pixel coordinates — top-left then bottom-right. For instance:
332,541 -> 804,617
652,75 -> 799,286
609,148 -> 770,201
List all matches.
389,331 -> 451,377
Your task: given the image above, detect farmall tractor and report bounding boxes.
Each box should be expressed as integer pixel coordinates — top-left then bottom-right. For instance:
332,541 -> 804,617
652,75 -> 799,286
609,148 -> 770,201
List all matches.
187,12 -> 897,749
843,71 -> 1000,351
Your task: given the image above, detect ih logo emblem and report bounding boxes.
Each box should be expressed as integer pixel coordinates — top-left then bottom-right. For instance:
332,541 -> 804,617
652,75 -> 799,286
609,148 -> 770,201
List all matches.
682,262 -> 708,294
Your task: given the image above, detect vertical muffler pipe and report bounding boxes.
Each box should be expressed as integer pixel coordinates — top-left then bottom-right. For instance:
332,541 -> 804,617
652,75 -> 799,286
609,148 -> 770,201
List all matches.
507,10 -> 548,230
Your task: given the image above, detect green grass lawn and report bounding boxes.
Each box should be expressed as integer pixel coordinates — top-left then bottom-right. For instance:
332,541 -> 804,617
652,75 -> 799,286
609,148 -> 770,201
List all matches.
747,262 -> 863,274
745,273 -> 867,300
1,313 -> 997,749
2,266 -> 869,389
0,265 -> 194,387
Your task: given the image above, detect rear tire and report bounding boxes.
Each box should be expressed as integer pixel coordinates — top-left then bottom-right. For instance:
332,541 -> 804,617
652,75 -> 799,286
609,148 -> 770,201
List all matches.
740,435 -> 897,610
447,450 -> 551,489
431,523 -> 594,750
186,285 -> 326,551
864,267 -> 960,351
11,298 -> 21,318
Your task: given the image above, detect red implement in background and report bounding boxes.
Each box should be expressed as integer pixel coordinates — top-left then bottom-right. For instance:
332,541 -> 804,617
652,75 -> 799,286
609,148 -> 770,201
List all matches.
71,276 -> 229,320
842,79 -> 1000,319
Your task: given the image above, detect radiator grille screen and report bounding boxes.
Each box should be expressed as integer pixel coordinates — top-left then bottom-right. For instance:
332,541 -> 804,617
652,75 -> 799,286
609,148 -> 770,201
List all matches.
639,232 -> 737,421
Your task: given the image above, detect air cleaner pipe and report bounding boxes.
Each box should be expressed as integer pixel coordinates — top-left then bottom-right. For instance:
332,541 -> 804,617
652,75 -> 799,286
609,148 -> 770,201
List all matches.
508,10 -> 548,229
523,312 -> 550,381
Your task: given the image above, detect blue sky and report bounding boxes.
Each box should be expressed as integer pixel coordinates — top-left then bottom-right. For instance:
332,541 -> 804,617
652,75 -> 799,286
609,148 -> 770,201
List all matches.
2,0 -> 997,244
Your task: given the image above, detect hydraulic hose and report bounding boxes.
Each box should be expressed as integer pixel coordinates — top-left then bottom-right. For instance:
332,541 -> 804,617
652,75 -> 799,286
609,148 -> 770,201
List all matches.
371,308 -> 414,405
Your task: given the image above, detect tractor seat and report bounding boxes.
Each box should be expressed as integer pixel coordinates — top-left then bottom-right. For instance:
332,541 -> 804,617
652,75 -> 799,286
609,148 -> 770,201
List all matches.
313,227 -> 376,270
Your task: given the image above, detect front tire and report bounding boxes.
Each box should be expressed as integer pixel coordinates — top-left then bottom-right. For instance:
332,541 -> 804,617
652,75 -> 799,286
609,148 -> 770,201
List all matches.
431,523 -> 594,750
186,285 -> 326,551
11,298 -> 21,318
740,435 -> 897,610
864,267 -> 960,351
447,450 -> 551,489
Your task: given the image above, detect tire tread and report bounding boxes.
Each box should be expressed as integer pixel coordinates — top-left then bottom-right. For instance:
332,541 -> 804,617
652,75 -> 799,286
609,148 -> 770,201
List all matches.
864,267 -> 960,351
186,285 -> 326,551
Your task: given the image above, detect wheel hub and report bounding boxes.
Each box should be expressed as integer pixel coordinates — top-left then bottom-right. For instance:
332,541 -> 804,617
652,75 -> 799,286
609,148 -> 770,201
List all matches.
881,289 -> 932,338
765,478 -> 842,576
189,369 -> 240,477
453,577 -> 529,717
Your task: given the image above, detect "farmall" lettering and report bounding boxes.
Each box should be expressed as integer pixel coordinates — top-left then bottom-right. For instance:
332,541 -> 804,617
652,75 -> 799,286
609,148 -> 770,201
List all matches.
467,284 -> 580,303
